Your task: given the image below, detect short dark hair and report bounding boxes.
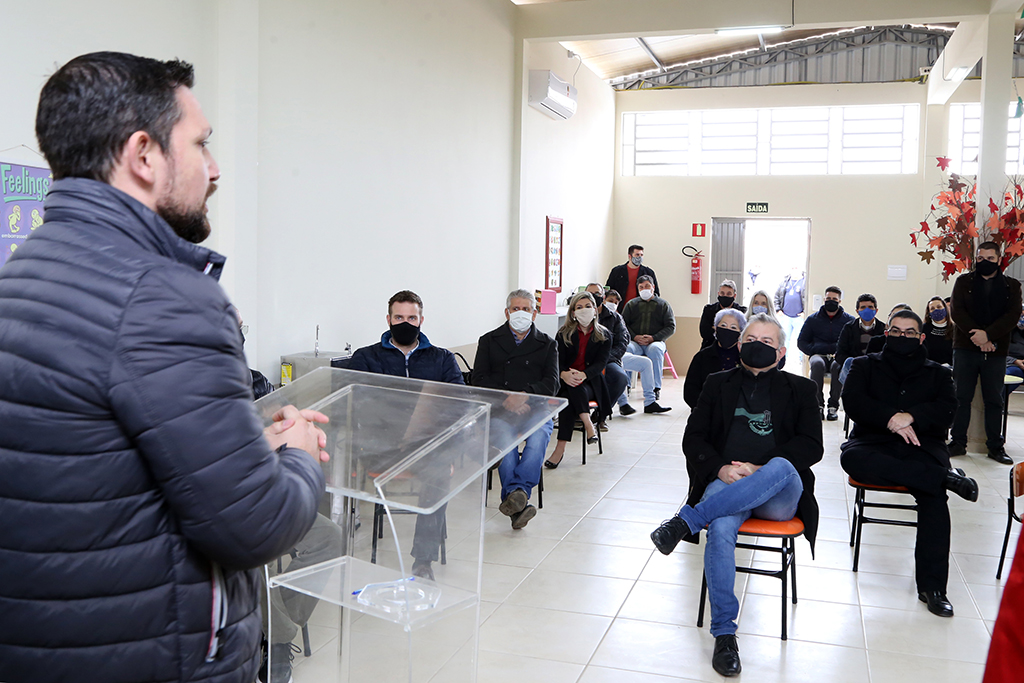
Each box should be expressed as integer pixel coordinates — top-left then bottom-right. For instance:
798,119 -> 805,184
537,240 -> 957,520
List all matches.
388,290 -> 423,315
637,275 -> 655,286
856,293 -> 877,308
825,286 -> 843,297
890,309 -> 923,332
628,244 -> 644,255
978,241 -> 1001,254
605,288 -> 621,302
36,52 -> 195,182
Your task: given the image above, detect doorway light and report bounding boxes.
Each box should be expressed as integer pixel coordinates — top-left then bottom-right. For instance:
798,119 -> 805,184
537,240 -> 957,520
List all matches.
715,26 -> 784,37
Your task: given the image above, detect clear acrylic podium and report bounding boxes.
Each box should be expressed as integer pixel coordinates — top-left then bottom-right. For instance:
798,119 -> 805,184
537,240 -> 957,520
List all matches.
255,368 -> 566,683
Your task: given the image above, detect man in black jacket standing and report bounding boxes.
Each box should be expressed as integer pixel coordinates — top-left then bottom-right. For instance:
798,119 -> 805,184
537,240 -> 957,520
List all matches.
948,242 -> 1023,464
606,244 -> 659,307
0,53 -> 328,683
649,314 -> 822,677
841,310 -> 978,617
472,289 -> 559,529
798,286 -> 855,421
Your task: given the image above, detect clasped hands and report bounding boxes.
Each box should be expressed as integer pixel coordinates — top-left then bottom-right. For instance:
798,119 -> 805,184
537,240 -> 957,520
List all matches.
888,411 -> 919,446
263,405 -> 331,462
502,392 -> 532,415
633,334 -> 655,346
969,328 -> 995,353
718,461 -> 761,484
561,369 -> 586,387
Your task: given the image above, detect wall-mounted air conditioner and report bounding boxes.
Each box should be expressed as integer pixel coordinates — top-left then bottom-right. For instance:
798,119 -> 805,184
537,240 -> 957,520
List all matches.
528,70 -> 577,120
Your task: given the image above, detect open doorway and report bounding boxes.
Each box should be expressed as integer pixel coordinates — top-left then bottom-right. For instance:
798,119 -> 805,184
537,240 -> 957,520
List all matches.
710,217 -> 810,373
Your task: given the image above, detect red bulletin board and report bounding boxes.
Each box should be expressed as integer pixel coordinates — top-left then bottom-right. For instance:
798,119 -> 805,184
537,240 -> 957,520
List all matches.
546,216 -> 563,292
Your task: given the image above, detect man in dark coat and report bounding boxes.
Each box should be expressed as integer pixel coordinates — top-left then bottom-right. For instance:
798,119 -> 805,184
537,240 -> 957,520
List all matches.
798,285 -> 855,421
948,241 -> 1023,464
650,314 -> 822,677
472,289 -> 559,529
698,279 -> 747,348
606,244 -> 659,307
349,289 -> 463,577
841,310 -> 978,617
0,53 -> 327,683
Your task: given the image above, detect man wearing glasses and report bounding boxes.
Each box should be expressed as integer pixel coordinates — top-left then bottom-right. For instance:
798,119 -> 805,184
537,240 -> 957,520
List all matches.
649,313 -> 822,677
840,310 -> 978,618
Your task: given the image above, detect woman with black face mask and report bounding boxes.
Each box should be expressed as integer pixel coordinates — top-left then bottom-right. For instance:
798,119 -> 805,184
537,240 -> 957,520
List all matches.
684,309 -> 746,408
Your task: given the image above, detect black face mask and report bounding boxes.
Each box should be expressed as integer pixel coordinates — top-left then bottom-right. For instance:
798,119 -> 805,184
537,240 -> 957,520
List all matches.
718,295 -> 735,308
884,336 -> 920,357
592,293 -> 604,308
740,340 -> 778,369
823,300 -> 840,313
976,259 -> 1000,277
390,321 -> 421,346
716,327 -> 741,349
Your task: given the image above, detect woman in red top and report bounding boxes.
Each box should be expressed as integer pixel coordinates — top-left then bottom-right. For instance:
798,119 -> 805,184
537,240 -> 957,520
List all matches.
545,291 -> 613,468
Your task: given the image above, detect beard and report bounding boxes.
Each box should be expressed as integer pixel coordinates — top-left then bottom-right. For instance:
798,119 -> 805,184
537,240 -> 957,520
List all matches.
156,159 -> 216,244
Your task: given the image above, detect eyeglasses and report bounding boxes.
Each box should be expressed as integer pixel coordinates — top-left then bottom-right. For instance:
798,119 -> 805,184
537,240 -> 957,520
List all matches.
887,328 -> 920,338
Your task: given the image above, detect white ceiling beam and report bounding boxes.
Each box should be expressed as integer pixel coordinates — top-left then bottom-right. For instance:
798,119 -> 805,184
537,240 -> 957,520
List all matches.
927,17 -> 986,105
635,37 -> 667,71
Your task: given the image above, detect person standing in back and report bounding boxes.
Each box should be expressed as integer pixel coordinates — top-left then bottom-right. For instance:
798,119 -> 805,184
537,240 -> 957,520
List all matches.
606,244 -> 659,307
798,286 -> 855,421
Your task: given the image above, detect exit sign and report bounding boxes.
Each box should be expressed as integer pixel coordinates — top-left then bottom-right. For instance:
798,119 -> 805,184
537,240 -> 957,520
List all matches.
746,202 -> 769,214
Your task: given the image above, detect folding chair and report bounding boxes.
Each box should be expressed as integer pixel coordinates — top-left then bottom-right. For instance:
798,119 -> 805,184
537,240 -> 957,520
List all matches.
848,477 -> 918,572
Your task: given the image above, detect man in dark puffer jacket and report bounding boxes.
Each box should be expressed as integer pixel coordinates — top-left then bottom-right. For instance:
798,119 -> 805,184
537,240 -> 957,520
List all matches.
0,52 -> 327,683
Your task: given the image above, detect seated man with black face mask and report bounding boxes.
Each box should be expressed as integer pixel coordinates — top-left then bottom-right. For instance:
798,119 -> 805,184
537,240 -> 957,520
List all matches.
348,290 -> 464,580
650,313 -> 822,677
840,310 -> 977,618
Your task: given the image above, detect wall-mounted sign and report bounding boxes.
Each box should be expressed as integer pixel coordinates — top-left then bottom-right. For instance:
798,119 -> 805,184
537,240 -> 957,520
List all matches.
2,162 -> 51,269
545,216 -> 563,292
887,265 -> 908,281
692,222 -> 706,237
746,202 -> 769,214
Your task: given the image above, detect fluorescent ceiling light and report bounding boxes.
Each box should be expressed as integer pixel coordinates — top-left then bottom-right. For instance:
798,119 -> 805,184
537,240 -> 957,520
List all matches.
947,66 -> 971,80
715,26 -> 784,36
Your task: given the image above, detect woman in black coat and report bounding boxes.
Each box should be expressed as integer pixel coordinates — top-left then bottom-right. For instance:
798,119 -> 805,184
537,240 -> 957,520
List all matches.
683,308 -> 745,408
544,291 -> 612,468
922,296 -> 953,366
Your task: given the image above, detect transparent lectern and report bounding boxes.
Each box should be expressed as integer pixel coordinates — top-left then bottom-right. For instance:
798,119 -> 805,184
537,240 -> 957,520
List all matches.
255,368 -> 566,683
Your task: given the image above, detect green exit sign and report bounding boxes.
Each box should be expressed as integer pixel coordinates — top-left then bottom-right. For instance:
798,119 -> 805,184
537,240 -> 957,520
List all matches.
746,202 -> 769,214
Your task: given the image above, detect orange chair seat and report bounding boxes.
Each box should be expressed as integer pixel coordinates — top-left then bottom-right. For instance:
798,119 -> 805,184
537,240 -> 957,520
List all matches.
848,477 -> 910,493
738,517 -> 804,537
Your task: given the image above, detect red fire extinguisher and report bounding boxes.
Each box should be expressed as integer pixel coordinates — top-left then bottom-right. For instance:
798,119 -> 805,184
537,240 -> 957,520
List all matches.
683,246 -> 704,294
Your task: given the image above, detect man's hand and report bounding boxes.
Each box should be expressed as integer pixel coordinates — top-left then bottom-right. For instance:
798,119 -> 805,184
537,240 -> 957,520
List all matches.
732,461 -> 761,478
887,412 -> 914,432
634,334 -> 653,346
264,405 -> 330,462
502,392 -> 531,415
981,341 -> 997,353
894,424 -> 921,447
561,369 -> 585,387
970,329 -> 990,347
1014,359 -> 1024,370
718,463 -> 748,484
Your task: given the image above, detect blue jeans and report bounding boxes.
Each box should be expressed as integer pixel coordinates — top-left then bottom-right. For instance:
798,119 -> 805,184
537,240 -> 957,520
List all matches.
498,418 -> 553,501
839,356 -> 855,385
678,457 -> 803,636
626,341 -> 666,390
618,352 -> 656,406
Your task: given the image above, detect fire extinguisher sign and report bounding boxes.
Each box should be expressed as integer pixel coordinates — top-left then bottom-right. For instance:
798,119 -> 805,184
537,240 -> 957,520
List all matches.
692,222 -> 705,237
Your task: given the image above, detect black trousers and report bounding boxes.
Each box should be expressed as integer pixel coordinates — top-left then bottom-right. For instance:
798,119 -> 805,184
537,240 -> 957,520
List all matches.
840,441 -> 950,592
951,348 -> 1005,449
604,361 -> 628,406
557,381 -> 596,441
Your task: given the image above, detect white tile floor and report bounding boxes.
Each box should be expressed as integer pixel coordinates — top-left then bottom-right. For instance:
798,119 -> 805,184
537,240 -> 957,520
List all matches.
290,376 -> 1021,682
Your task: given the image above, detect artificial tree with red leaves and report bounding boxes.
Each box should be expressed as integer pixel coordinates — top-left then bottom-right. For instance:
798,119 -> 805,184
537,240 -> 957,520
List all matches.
912,156 -> 1024,281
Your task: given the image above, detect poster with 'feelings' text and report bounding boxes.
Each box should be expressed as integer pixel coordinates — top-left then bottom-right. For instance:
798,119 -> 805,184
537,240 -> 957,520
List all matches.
1,162 -> 51,269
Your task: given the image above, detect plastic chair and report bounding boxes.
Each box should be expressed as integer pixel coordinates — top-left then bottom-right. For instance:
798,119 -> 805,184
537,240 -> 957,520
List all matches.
696,517 -> 803,640
576,400 -> 603,465
663,350 -> 679,379
996,461 -> 1024,579
848,477 -> 918,572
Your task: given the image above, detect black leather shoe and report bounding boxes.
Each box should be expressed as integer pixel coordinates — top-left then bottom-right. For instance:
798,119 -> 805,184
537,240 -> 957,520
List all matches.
944,468 -> 979,502
654,388 -> 661,401
918,590 -> 954,617
988,447 -> 1013,465
619,403 -> 637,416
826,407 -> 839,421
819,407 -> 825,421
644,402 -> 672,414
712,634 -> 742,676
650,516 -> 692,555
947,440 -> 967,456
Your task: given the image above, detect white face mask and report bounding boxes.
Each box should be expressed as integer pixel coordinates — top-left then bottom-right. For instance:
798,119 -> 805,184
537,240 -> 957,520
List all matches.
574,307 -> 596,327
604,301 -> 618,313
508,310 -> 533,333
639,289 -> 654,301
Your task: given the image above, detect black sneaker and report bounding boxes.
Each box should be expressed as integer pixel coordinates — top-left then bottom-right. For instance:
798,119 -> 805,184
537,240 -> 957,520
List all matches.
650,516 -> 690,555
947,440 -> 967,457
988,447 -> 1013,465
644,402 -> 672,414
819,407 -> 825,421
826,407 -> 838,421
268,642 -> 299,683
619,403 -> 637,416
944,468 -> 979,502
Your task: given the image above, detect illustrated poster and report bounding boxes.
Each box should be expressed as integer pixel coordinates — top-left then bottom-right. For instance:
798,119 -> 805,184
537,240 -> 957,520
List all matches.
2,162 -> 51,269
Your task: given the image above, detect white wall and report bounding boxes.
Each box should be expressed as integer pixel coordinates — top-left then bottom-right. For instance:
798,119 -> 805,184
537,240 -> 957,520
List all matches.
253,0 -> 515,376
516,41 -> 616,299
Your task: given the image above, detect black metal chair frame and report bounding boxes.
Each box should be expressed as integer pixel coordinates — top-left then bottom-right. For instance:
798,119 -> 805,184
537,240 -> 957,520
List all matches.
996,463 -> 1024,580
486,459 -> 543,509
696,528 -> 801,641
576,401 -> 603,465
275,551 -> 313,657
849,480 -> 918,572
370,504 -> 447,566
